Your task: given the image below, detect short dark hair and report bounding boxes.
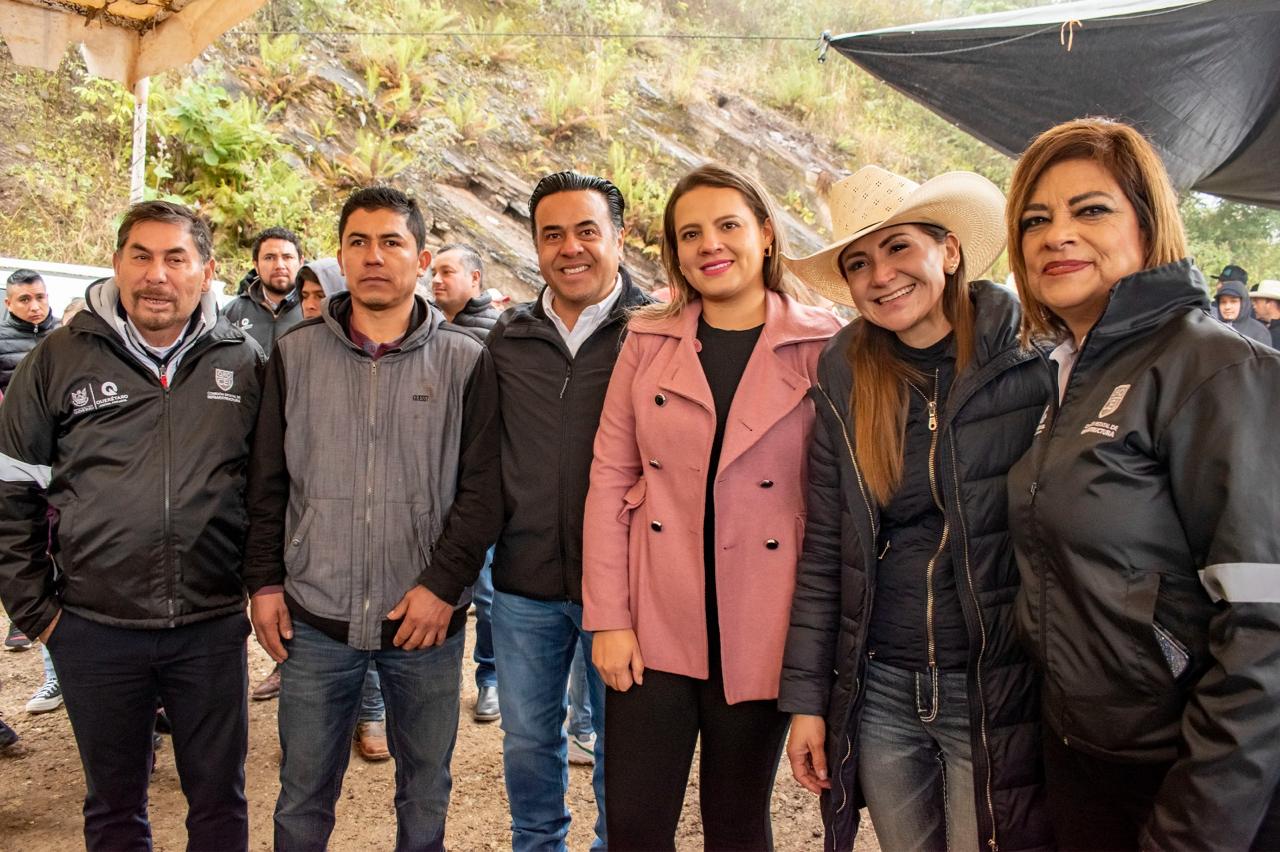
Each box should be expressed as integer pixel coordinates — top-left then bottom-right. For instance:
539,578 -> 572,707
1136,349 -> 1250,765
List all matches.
528,171 -> 626,241
252,227 -> 303,262
338,187 -> 426,251
116,200 -> 215,264
6,269 -> 43,288
436,244 -> 484,280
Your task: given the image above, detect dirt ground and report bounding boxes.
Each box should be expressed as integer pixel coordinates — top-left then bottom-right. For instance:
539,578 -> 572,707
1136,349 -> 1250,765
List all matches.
1,612 -> 879,851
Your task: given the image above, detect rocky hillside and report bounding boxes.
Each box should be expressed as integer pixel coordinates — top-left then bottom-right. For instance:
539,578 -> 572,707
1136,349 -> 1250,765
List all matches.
31,0 -> 1267,300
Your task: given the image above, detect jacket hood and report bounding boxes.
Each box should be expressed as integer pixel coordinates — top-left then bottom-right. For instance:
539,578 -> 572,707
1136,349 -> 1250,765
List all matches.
628,287 -> 839,349
319,290 -> 443,355
1215,278 -> 1258,321
299,258 -> 347,297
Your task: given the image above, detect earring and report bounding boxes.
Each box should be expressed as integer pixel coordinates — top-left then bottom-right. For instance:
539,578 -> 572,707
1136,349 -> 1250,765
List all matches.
764,244 -> 773,258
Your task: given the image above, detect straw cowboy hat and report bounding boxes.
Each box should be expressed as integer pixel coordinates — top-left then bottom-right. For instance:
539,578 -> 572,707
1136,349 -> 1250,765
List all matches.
784,165 -> 1006,307
1250,279 -> 1280,301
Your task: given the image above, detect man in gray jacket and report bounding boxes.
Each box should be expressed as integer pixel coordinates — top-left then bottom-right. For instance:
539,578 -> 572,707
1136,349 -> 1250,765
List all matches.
243,187 -> 499,851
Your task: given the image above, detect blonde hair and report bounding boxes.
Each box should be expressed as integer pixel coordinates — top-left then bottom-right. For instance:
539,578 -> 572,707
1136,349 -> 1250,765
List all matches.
1006,117 -> 1187,346
638,163 -> 798,321
847,223 -> 974,505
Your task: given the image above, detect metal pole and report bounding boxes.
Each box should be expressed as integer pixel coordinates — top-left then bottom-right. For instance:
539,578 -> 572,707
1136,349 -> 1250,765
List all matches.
129,76 -> 150,204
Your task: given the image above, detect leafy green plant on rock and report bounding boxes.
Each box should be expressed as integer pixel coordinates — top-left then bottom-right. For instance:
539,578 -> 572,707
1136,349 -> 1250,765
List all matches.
147,76 -> 321,260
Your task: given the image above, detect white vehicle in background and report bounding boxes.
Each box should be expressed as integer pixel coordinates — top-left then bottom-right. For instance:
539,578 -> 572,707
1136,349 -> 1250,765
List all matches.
1,256 -> 234,317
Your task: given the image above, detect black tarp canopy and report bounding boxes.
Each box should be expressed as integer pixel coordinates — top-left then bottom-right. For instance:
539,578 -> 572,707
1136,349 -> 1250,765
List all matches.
827,0 -> 1280,209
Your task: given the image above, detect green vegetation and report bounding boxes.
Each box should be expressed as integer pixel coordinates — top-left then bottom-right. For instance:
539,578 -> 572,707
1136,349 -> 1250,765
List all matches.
1,0 -> 1277,288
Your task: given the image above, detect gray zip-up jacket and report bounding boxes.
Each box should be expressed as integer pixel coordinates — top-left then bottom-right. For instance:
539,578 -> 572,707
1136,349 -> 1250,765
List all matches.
242,292 -> 501,650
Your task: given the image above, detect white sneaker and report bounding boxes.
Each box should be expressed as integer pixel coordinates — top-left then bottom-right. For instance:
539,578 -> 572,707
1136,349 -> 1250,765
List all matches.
25,679 -> 63,714
568,732 -> 596,766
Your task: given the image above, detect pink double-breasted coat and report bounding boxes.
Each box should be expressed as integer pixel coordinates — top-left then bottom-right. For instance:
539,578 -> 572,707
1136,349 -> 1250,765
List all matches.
582,290 -> 842,703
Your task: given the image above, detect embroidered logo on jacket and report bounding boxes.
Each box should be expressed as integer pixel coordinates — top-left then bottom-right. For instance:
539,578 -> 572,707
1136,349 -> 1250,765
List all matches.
1098,384 -> 1131,418
208,368 -> 241,404
238,318 -> 254,331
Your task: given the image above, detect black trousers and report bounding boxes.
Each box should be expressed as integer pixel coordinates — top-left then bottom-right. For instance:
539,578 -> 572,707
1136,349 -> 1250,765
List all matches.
1042,727 -> 1170,851
47,609 -> 250,852
1045,726 -> 1280,851
604,666 -> 789,851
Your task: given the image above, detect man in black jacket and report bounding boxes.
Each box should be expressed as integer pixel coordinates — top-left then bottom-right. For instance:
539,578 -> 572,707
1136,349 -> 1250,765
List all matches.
431,244 -> 500,340
0,268 -> 58,392
486,171 -> 650,850
0,201 -> 264,851
222,226 -> 305,354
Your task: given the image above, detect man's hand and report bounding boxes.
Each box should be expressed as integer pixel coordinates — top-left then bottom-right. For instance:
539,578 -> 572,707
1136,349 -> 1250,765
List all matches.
592,628 -> 645,692
37,609 -> 61,645
250,591 -> 293,663
787,714 -> 831,794
388,585 -> 452,650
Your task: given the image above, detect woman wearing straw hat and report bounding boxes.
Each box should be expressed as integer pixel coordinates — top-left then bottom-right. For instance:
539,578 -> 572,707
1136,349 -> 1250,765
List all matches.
779,165 -> 1052,851
583,163 -> 840,849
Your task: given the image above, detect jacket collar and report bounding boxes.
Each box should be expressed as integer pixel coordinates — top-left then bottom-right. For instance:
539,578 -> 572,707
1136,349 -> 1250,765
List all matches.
1088,259 -> 1208,346
244,278 -> 301,314
460,293 -> 494,316
3,309 -> 58,334
320,291 -> 440,357
635,290 -> 826,475
506,266 -> 650,342
628,288 -> 835,348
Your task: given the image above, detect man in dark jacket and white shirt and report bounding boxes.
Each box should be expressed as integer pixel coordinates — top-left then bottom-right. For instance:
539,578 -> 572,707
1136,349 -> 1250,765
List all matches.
222,226 -> 305,353
0,268 -> 58,392
0,201 -> 265,851
486,171 -> 650,850
243,187 -> 500,851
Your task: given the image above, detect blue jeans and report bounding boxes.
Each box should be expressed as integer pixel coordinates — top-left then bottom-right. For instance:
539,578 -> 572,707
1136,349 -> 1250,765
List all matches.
360,662 -> 384,724
492,591 -> 606,851
856,659 -> 977,852
275,621 -> 464,852
41,642 -> 57,683
473,550 -> 496,689
566,641 -> 593,739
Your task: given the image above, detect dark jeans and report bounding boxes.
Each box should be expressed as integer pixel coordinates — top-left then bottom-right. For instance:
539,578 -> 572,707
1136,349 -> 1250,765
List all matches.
604,666 -> 789,851
47,609 -> 250,852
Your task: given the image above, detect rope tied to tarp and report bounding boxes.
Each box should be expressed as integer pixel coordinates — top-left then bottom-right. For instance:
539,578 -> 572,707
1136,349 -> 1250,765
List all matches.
1060,19 -> 1083,51
818,30 -> 832,63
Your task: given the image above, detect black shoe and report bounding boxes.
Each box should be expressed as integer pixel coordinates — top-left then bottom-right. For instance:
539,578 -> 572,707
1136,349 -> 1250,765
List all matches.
4,623 -> 32,651
0,720 -> 18,750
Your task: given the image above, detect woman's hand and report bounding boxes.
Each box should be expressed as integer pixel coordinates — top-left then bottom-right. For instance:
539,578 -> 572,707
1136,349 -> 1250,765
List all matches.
787,714 -> 831,794
592,628 -> 645,692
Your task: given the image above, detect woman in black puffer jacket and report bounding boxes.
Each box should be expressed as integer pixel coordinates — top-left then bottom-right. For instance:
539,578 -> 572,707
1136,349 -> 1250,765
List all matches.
779,165 -> 1053,852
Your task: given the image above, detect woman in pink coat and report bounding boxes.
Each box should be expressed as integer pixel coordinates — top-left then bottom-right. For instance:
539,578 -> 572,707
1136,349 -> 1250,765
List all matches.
583,163 -> 841,849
